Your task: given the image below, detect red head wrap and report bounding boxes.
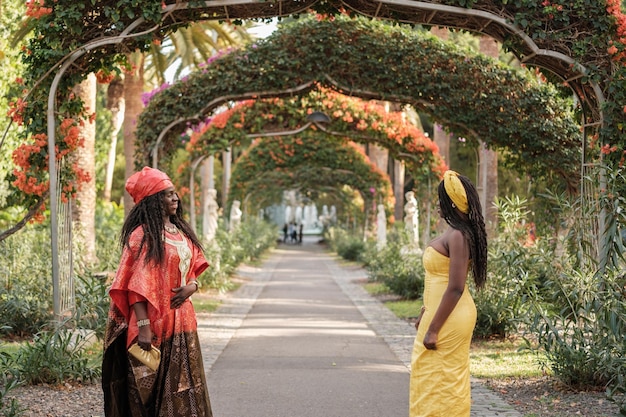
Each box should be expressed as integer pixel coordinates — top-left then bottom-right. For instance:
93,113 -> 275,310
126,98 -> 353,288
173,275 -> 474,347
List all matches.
125,167 -> 174,204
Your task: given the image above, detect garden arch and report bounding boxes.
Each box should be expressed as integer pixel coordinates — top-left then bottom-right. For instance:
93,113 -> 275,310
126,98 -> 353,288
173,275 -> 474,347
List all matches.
181,85 -> 446,194
137,16 -> 582,187
12,0 -> 624,318
227,134 -> 396,216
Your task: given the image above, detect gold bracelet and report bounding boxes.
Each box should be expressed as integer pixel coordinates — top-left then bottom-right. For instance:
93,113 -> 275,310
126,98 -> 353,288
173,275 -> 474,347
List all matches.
137,318 -> 150,327
189,281 -> 199,291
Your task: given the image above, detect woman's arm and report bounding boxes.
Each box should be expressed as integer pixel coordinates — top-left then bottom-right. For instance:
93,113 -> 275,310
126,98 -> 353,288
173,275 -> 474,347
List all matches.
423,229 -> 470,350
132,301 -> 153,351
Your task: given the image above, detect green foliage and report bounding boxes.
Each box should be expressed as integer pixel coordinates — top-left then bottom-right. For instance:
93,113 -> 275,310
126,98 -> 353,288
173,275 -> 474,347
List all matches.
93,201 -> 124,272
228,133 -> 395,216
14,328 -> 101,385
199,217 -> 277,291
521,167 -> 626,413
0,0 -> 26,208
473,196 -> 555,339
138,15 -> 581,190
0,350 -> 24,417
0,226 -> 53,338
73,272 -> 110,341
527,269 -> 626,396
325,227 -> 367,262
364,227 -> 425,300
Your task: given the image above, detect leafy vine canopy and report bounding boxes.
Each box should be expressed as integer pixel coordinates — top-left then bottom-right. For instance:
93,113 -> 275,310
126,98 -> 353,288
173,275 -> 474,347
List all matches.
11,0 -> 625,206
227,133 -> 395,217
138,14 -> 581,189
182,85 -> 447,185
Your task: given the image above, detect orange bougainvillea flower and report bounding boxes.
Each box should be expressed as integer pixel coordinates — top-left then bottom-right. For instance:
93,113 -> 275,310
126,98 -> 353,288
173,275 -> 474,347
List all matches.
26,0 -> 52,18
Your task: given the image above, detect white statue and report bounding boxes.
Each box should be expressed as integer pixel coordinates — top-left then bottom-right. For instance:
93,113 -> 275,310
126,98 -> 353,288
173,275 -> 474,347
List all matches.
303,204 -> 312,230
404,191 -> 419,245
295,205 -> 303,225
204,188 -> 219,243
319,204 -> 330,226
330,205 -> 337,224
376,204 -> 387,249
285,205 -> 292,224
229,200 -> 242,232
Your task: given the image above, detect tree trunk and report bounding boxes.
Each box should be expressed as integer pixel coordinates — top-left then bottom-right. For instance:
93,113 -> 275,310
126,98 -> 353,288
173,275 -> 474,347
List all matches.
103,76 -> 125,202
71,73 -> 97,265
479,35 -> 499,234
122,53 -> 145,215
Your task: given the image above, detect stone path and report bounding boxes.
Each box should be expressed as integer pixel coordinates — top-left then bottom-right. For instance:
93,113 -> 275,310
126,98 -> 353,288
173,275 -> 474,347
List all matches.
196,240 -> 522,416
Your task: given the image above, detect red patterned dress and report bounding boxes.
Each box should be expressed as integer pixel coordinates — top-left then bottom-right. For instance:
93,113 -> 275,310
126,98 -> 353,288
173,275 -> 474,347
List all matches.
102,227 -> 212,417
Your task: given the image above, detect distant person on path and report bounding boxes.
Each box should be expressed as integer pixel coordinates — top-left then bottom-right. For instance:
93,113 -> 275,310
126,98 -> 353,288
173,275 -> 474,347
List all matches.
283,223 -> 289,243
298,223 -> 303,244
290,222 -> 298,243
102,167 -> 213,417
410,170 -> 487,417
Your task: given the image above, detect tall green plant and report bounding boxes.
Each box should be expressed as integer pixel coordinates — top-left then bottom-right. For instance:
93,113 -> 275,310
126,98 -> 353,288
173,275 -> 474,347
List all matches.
364,226 -> 425,300
14,328 -> 101,385
474,196 -> 554,338
0,350 -> 24,417
525,167 -> 626,414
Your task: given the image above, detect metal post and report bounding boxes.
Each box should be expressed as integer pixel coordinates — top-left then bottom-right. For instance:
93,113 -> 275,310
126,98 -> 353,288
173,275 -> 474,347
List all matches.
189,155 -> 207,234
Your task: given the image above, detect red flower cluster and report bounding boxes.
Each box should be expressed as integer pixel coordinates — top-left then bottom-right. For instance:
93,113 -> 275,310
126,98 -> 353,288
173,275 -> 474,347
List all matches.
95,69 -> 115,84
25,0 -> 52,18
606,0 -> 626,63
12,117 -> 92,209
7,97 -> 27,126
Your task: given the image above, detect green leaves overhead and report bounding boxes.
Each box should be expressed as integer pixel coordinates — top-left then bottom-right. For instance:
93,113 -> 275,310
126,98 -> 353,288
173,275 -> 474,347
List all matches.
138,15 -> 581,187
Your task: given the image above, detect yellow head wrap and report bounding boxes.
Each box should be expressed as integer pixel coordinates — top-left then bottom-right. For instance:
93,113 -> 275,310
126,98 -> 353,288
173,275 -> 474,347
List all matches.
443,170 -> 469,214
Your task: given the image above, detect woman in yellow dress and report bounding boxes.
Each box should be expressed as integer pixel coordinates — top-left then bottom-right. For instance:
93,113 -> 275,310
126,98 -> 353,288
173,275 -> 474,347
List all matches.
410,170 -> 487,417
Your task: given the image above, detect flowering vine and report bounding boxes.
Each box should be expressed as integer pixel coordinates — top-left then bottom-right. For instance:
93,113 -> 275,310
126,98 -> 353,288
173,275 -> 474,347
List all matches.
181,86 -> 446,195
7,0 -> 626,214
228,133 -> 396,217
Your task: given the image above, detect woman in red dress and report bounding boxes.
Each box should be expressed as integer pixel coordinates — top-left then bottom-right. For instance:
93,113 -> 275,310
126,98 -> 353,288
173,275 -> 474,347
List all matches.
102,167 -> 213,417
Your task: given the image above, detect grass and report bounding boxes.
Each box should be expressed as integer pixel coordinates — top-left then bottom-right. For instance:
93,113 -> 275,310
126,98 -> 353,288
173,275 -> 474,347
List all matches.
362,280 -> 545,381
193,296 -> 222,314
0,341 -> 23,356
470,338 -> 545,379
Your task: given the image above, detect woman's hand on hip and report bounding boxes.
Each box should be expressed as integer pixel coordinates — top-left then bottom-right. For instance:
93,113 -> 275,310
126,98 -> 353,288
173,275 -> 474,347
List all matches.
170,284 -> 195,309
423,330 -> 438,350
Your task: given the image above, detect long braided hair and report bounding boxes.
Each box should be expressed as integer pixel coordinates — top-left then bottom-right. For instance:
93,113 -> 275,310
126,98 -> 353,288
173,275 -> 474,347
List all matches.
437,174 -> 488,289
120,190 -> 203,266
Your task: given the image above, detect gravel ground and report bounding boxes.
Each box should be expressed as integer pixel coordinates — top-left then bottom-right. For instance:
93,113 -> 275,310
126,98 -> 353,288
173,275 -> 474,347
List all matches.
8,376 -> 623,417
10,383 -> 103,417
486,377 -> 622,417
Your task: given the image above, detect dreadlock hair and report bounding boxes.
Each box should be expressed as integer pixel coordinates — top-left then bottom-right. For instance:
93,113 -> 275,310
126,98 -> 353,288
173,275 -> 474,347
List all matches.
437,174 -> 488,289
120,190 -> 204,266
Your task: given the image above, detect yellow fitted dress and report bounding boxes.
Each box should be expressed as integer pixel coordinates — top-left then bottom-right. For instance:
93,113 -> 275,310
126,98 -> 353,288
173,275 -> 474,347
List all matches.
409,246 -> 477,417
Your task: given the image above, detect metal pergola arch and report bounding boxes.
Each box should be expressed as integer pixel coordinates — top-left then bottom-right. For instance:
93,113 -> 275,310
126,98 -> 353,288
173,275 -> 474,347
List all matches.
45,0 -> 605,320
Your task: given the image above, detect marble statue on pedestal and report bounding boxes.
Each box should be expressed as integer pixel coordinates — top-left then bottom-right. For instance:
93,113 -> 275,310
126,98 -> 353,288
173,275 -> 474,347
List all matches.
404,191 -> 419,246
376,204 -> 387,249
204,188 -> 219,242
229,200 -> 242,232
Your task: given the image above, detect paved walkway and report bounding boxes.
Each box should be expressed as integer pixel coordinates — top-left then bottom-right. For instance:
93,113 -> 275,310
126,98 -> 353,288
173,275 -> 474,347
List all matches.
196,238 -> 522,417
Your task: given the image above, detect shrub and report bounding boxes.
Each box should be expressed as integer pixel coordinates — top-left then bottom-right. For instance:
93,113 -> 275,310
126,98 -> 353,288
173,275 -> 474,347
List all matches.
523,167 -> 626,413
0,226 -> 53,338
325,227 -> 367,262
474,196 -> 555,339
365,228 -> 424,300
200,217 -> 277,291
14,327 -> 101,385
73,271 -> 110,340
0,351 -> 24,417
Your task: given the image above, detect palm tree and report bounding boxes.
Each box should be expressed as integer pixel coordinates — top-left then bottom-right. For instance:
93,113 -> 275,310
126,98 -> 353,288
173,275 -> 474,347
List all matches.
112,20 -> 254,214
